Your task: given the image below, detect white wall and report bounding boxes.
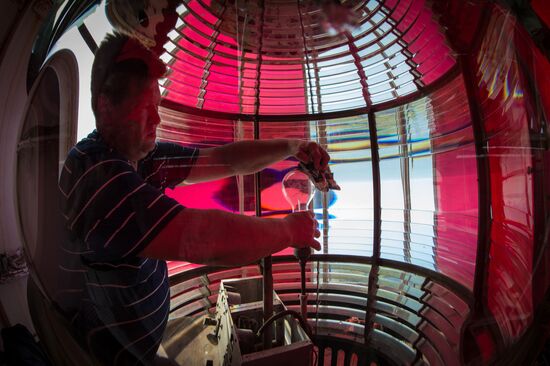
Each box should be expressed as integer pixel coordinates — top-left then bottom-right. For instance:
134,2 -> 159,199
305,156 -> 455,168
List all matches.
0,0 -> 52,336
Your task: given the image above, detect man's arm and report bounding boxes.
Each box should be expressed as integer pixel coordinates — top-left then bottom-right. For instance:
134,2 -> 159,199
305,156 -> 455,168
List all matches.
139,209 -> 320,266
182,139 -> 329,184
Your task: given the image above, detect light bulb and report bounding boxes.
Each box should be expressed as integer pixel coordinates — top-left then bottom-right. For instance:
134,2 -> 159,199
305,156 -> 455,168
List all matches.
282,168 -> 315,321
282,169 -> 315,213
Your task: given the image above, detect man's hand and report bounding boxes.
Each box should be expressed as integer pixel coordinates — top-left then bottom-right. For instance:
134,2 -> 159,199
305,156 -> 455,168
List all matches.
284,211 -> 321,251
292,141 -> 330,172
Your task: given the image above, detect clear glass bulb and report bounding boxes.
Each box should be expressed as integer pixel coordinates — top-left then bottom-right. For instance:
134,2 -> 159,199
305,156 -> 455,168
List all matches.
282,169 -> 315,212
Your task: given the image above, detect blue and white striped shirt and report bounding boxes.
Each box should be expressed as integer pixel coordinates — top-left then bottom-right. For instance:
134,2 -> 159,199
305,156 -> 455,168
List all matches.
56,130 -> 197,365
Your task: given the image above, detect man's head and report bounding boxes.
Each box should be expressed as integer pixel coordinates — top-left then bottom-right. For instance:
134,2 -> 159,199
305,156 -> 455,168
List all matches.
91,32 -> 167,162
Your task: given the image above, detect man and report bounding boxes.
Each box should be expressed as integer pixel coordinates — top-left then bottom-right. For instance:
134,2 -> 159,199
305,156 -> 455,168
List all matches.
56,33 -> 329,365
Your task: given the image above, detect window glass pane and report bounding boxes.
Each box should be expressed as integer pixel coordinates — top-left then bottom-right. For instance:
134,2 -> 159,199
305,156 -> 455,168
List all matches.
323,116 -> 373,256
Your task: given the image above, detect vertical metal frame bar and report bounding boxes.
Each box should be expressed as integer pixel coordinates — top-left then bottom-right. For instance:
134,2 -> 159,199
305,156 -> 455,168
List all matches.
397,105 -> 412,263
345,26 -> 381,344
457,39 -> 503,366
247,0 -> 273,350
458,44 -> 492,320
298,0 -> 316,113
364,109 -> 381,342
345,24 -> 382,344
196,4 -> 226,109
346,32 -> 372,107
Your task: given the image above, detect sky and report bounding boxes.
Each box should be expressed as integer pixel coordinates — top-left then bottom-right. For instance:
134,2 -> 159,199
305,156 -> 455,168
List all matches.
48,1 -> 113,140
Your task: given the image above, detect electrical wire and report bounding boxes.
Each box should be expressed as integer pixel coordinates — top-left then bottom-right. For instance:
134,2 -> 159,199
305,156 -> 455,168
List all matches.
256,309 -> 314,340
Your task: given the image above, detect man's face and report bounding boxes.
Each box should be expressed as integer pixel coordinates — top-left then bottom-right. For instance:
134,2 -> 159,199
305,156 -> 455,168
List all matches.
100,79 -> 161,162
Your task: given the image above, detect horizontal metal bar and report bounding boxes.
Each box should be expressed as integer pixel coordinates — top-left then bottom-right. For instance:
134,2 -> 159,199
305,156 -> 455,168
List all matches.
169,254 -> 473,307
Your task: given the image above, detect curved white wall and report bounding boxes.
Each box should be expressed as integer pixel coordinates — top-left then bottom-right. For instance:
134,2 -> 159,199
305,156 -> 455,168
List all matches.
0,1 -> 55,335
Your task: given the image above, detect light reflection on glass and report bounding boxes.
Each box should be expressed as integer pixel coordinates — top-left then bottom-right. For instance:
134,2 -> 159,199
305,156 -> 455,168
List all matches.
377,96 -> 437,271
321,117 -> 374,256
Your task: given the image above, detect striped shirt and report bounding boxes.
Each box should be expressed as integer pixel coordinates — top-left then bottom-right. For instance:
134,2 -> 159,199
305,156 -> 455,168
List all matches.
56,130 -> 198,365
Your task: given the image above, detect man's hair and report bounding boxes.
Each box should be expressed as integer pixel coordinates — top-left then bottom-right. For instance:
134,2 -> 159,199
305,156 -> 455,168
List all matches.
91,32 -> 167,119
